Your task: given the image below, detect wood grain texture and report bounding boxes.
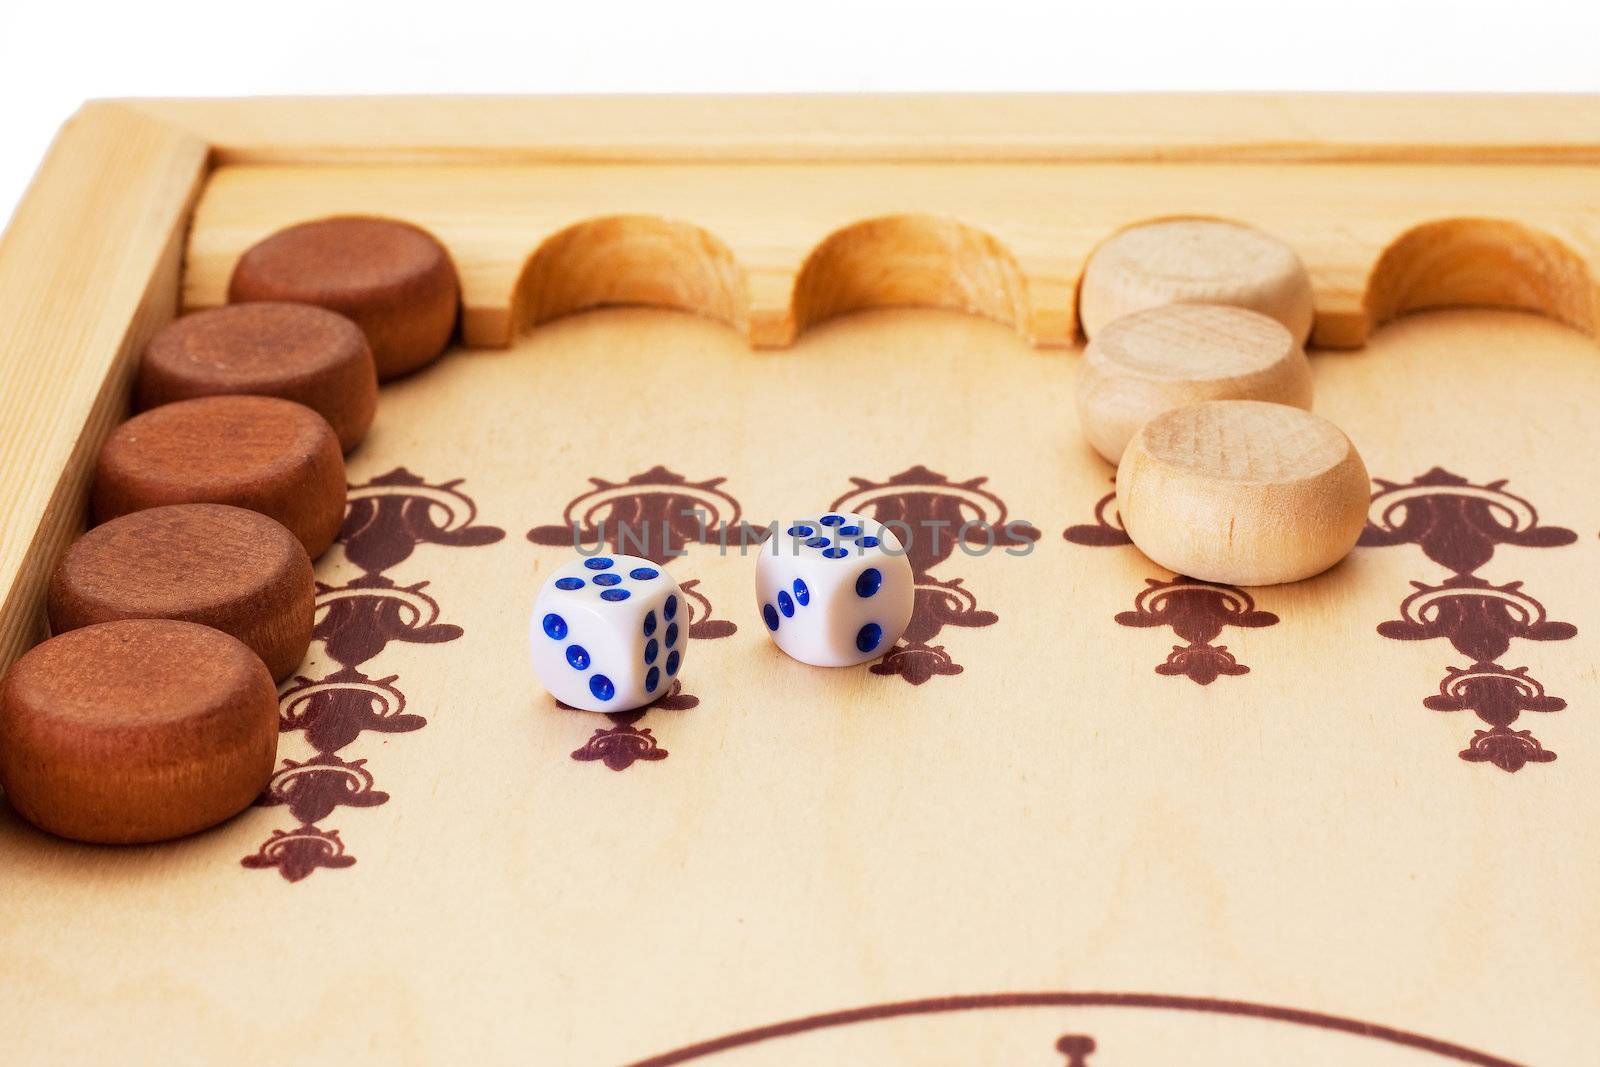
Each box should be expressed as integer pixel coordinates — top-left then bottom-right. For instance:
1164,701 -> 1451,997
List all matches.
516,214 -> 749,336
228,217 -> 459,380
180,159 -> 1600,352
1075,304 -> 1313,463
793,214 -> 1031,337
92,395 -> 346,557
120,94 -> 1600,164
0,618 -> 277,844
1077,218 -> 1315,342
0,102 -> 207,680
1366,217 -> 1598,333
47,503 -> 314,681
137,303 -> 377,451
1116,400 -> 1370,585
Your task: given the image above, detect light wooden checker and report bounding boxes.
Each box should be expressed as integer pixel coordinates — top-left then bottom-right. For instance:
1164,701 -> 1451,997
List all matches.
0,97 -> 1598,1067
1073,303 -> 1313,463
1077,218 -> 1316,342
1116,400 -> 1370,585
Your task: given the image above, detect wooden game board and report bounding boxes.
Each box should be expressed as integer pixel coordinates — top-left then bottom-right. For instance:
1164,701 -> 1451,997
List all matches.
1,96 -> 1598,1066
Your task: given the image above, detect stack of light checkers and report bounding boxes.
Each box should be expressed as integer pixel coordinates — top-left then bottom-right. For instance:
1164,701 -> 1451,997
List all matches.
0,217 -> 460,844
1073,218 -> 1370,587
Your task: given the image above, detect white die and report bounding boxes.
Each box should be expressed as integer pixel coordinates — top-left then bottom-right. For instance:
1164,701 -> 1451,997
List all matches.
529,553 -> 687,713
754,512 -> 915,667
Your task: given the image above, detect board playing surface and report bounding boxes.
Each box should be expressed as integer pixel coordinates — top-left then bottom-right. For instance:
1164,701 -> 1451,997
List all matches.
3,300 -> 1597,1065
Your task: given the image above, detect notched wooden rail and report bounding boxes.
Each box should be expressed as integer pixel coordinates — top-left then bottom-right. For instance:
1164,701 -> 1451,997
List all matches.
513,215 -> 750,340
182,163 -> 1600,354
790,215 -> 1033,345
1366,218 -> 1598,338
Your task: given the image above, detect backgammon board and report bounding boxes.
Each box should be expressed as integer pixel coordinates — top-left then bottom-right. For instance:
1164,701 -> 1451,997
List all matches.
0,96 -> 1597,1066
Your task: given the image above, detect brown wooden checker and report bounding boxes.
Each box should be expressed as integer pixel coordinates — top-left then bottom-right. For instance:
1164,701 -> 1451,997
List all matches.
92,394 -> 346,557
47,503 -> 314,681
0,619 -> 278,844
136,302 -> 377,452
227,216 -> 459,381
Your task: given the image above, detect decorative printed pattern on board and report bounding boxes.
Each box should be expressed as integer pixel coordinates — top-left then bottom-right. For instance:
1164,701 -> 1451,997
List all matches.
831,465 -> 1040,684
242,469 -> 506,882
1055,1034 -> 1097,1066
1361,467 -> 1578,772
1064,486 -> 1279,684
528,466 -> 743,771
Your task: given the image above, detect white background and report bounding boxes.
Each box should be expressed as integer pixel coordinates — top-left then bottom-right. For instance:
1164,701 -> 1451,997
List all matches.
3,0 -> 1600,226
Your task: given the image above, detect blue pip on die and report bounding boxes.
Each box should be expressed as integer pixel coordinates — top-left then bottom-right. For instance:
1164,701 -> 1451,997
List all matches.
529,554 -> 687,713
755,512 -> 915,667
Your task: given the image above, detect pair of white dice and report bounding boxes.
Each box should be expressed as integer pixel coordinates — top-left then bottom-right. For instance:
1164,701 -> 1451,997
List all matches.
529,512 -> 914,713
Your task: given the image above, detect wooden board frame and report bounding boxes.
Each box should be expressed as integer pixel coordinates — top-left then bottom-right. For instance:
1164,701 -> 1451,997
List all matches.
3,95 -> 1600,1067
3,92 -> 1600,680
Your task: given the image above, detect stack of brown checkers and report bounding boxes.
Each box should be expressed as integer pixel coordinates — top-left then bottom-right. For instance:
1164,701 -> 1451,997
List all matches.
1075,219 -> 1368,586
0,215 -> 463,845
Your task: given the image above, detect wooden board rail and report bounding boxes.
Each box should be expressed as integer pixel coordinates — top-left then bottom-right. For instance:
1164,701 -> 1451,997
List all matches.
181,165 -> 1600,352
123,94 -> 1600,165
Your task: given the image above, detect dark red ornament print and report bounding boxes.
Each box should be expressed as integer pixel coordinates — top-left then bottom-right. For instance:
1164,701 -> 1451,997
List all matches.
1055,1034 -> 1097,1067
528,467 -> 744,771
242,469 -> 506,881
1116,578 -> 1279,685
527,465 -> 744,566
1062,487 -> 1133,548
830,465 -> 1040,684
1361,468 -> 1577,771
1065,486 -> 1278,683
571,716 -> 672,771
1360,468 -> 1578,573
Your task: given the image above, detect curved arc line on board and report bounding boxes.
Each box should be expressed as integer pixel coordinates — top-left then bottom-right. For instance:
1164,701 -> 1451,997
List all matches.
625,991 -> 1520,1067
